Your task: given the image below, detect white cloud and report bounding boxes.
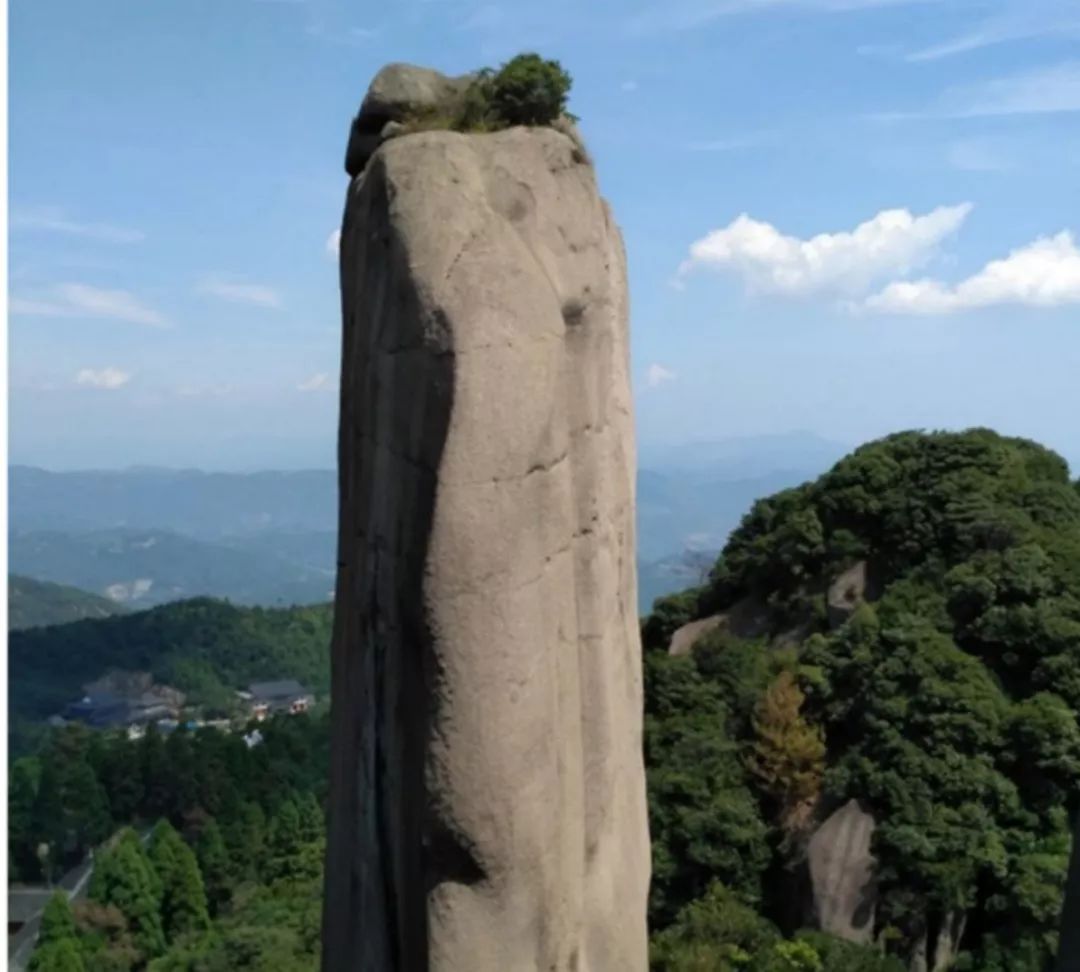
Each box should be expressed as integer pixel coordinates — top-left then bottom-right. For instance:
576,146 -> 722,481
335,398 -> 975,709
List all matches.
646,364 -> 676,388
75,367 -> 132,390
326,229 -> 341,259
10,284 -> 167,326
626,0 -> 939,33
679,203 -> 971,298
875,62 -> 1080,121
944,61 -> 1080,118
906,0 -> 1080,62
197,278 -> 283,308
297,372 -> 337,392
863,231 -> 1080,315
10,208 -> 145,243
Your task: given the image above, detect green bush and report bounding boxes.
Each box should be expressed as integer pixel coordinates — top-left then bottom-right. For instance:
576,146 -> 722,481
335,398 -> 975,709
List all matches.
448,53 -> 572,133
487,53 -> 572,126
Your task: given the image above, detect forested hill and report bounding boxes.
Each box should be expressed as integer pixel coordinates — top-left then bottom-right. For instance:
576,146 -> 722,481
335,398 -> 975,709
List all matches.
642,429 -> 1080,971
9,597 -> 332,727
8,574 -> 129,630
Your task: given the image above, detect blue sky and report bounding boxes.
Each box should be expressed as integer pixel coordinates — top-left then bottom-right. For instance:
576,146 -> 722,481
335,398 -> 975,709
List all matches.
9,0 -> 1080,471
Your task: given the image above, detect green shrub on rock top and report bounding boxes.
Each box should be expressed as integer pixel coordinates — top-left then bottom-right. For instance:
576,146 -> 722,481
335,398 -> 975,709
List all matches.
405,53 -> 574,135
486,53 -> 573,126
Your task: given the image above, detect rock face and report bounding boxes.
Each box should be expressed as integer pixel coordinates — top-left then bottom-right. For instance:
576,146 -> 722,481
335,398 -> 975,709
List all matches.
322,75 -> 650,972
1056,816 -> 1080,971
668,614 -> 725,656
806,799 -> 878,945
668,596 -> 771,656
345,63 -> 475,176
826,560 -> 872,628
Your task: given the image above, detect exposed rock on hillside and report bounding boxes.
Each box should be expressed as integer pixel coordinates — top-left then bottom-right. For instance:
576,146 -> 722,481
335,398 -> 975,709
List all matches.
826,560 -> 874,628
323,68 -> 650,971
805,799 -> 877,945
668,595 -> 770,656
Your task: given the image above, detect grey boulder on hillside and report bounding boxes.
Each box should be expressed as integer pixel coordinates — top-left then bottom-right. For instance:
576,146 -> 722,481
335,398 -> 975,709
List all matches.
322,66 -> 650,971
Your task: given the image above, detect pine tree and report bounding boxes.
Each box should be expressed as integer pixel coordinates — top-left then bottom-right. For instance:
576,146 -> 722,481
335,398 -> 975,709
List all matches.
29,892 -> 85,972
98,735 -> 145,823
148,819 -> 180,881
39,892 -> 78,945
89,829 -> 167,960
9,759 -> 40,881
265,799 -> 303,883
140,724 -> 171,820
296,791 -> 325,845
196,819 -> 232,915
223,801 -> 265,883
32,739 -> 110,869
163,728 -> 199,821
28,938 -> 85,972
147,819 -> 210,941
749,670 -> 826,833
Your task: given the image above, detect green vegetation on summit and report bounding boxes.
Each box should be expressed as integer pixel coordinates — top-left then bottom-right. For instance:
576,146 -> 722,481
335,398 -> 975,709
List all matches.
642,429 -> 1080,970
401,53 -> 573,134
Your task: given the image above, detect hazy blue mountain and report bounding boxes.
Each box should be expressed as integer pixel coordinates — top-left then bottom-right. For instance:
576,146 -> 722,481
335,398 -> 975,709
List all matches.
9,433 -> 848,615
637,430 -> 849,478
9,465 -> 336,538
9,529 -> 335,609
8,574 -> 130,630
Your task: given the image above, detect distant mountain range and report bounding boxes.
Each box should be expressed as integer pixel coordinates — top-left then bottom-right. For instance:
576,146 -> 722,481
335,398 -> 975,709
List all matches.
9,432 -> 849,615
8,574 -> 129,630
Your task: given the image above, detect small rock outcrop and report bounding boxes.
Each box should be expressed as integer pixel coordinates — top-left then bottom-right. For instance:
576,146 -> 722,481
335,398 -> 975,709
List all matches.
322,67 -> 650,972
668,614 -> 725,656
806,799 -> 878,945
668,595 -> 771,656
826,560 -> 871,628
344,63 -> 475,176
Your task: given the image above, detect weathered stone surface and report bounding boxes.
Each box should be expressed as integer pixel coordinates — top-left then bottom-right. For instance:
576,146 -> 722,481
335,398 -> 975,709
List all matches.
344,64 -> 475,176
668,595 -> 771,656
806,799 -> 878,945
827,560 -> 869,629
360,62 -> 471,122
344,120 -> 383,178
323,111 -> 649,970
668,614 -> 725,656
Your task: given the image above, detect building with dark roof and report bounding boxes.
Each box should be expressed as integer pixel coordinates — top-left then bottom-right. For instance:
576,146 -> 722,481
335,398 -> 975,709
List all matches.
247,680 -> 314,719
62,688 -> 180,729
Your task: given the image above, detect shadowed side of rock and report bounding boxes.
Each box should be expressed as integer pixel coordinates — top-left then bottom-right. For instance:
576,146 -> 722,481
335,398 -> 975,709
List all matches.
1056,816 -> 1080,972
323,68 -> 650,972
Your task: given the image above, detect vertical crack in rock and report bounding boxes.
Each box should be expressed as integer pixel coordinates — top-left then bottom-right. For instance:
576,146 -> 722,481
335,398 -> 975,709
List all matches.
323,63 -> 650,972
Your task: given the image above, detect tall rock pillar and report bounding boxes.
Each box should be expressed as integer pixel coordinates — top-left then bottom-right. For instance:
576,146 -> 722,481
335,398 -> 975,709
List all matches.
322,65 -> 651,972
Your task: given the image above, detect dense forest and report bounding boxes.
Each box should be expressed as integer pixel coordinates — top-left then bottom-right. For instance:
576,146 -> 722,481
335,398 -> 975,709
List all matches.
8,598 -> 332,748
13,714 -> 328,971
15,428 -> 1080,970
642,429 -> 1080,970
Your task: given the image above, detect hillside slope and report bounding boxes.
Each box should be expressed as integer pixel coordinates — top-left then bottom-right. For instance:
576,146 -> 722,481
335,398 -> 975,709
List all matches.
9,597 -> 332,726
8,574 -> 129,629
643,428 -> 1080,971
9,528 -> 336,608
